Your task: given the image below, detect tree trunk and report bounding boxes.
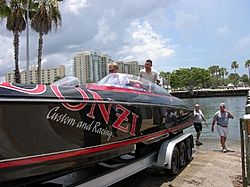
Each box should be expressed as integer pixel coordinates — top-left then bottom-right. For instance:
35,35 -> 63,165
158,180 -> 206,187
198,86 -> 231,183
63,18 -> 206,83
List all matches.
13,30 -> 21,83
234,68 -> 237,85
37,32 -> 43,84
248,67 -> 250,86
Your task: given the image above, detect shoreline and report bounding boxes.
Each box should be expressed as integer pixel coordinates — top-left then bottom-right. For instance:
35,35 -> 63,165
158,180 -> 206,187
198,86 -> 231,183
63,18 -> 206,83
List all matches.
171,88 -> 249,98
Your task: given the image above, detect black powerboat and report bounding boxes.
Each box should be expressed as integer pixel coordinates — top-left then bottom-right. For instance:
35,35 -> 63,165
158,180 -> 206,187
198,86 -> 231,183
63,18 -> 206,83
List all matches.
0,73 -> 193,186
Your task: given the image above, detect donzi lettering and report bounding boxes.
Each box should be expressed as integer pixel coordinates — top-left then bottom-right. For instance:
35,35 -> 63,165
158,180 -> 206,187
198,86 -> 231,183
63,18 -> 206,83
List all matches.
50,86 -> 140,136
47,104 -> 139,141
47,106 -> 113,140
0,84 -> 140,139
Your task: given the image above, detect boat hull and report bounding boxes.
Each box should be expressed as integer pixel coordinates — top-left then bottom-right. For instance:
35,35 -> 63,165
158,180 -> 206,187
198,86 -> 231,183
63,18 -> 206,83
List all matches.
0,82 -> 193,186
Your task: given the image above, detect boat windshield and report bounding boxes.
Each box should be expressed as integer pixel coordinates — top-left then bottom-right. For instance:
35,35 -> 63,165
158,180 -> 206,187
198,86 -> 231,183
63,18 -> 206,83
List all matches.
51,76 -> 80,87
51,74 -> 171,96
96,73 -> 171,96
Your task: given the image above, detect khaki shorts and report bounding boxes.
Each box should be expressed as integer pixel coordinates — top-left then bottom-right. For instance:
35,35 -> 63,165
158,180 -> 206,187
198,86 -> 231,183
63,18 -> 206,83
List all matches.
217,125 -> 228,137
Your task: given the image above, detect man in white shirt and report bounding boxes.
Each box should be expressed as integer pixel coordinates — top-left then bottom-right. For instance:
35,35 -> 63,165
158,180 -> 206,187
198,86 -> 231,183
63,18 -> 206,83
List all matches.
107,62 -> 129,86
139,59 -> 159,84
211,103 -> 234,153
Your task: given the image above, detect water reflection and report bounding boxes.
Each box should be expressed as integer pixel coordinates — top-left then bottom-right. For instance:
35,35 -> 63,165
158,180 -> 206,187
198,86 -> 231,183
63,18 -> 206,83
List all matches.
183,96 -> 246,140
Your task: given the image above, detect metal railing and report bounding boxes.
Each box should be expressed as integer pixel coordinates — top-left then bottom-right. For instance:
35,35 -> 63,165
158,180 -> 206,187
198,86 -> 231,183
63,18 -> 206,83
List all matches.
240,91 -> 250,187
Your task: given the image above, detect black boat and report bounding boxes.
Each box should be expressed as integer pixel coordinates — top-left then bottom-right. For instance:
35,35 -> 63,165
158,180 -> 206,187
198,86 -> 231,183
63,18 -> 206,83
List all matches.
0,73 -> 193,186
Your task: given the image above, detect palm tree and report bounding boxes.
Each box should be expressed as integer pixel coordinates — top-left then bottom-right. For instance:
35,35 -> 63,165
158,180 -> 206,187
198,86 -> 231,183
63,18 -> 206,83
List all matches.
218,67 -> 228,86
213,65 -> 219,86
1,0 -> 26,83
0,0 -> 11,24
208,66 -> 215,84
231,61 -> 239,84
245,59 -> 250,86
208,65 -> 219,86
30,0 -> 62,84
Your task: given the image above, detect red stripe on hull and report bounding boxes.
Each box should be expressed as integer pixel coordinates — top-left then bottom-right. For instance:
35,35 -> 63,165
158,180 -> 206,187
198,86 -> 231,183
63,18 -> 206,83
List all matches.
0,121 -> 191,169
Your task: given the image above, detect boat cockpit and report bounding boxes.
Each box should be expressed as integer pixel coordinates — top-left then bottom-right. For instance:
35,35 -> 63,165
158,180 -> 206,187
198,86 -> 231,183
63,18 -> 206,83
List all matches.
52,73 -> 171,96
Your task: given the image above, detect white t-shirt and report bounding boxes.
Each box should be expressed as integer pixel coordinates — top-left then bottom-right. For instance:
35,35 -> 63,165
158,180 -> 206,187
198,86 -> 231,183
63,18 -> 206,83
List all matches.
108,74 -> 129,86
193,109 -> 204,123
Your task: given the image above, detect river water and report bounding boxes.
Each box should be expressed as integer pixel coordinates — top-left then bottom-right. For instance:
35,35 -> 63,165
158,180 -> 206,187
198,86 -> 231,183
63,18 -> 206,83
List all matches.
182,96 -> 247,141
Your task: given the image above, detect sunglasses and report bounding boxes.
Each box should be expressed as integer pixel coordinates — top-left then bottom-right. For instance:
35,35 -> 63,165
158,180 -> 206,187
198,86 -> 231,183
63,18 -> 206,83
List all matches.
220,106 -> 225,109
109,68 -> 116,72
195,106 -> 199,108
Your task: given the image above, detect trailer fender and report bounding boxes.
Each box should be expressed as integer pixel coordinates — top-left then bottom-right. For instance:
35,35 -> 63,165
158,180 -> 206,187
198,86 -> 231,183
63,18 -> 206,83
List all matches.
154,133 -> 193,169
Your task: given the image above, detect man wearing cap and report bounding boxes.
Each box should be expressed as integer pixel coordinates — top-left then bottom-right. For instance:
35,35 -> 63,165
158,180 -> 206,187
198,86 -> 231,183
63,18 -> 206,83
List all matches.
193,104 -> 208,145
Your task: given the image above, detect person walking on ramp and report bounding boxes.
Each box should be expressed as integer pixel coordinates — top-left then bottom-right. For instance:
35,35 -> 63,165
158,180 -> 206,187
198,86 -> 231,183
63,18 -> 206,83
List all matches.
211,103 -> 234,153
193,104 -> 208,145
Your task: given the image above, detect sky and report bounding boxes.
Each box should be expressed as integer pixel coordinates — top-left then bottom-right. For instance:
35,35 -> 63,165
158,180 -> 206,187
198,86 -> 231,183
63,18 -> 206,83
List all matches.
1,0 -> 250,82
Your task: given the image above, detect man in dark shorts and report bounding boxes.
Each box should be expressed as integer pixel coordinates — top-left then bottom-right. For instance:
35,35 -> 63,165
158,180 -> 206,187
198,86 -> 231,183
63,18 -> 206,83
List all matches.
193,104 -> 208,145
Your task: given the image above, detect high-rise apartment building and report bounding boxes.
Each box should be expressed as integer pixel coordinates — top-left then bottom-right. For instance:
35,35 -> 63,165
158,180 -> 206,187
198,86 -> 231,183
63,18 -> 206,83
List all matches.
73,50 -> 112,83
111,61 -> 141,76
124,61 -> 140,75
73,50 -> 147,83
5,65 -> 65,84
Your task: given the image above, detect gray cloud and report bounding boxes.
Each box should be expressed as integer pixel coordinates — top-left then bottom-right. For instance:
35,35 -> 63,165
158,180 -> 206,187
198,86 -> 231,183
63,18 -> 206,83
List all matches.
0,0 -> 189,82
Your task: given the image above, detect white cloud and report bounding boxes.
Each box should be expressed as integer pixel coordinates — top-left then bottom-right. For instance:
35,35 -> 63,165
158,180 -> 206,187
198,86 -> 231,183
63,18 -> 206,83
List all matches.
235,34 -> 250,49
61,0 -> 89,15
218,55 -> 229,60
217,25 -> 230,36
116,20 -> 175,64
174,10 -> 200,40
0,35 -> 14,74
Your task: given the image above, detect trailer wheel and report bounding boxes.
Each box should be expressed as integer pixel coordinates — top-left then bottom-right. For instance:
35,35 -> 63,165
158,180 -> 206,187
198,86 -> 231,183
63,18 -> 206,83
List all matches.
165,146 -> 179,175
186,137 -> 193,161
178,142 -> 186,167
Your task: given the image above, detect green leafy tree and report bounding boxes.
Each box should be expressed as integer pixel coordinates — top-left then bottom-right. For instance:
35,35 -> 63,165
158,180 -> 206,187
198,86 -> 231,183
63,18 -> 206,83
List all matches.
1,0 -> 26,83
228,73 -> 240,83
169,67 -> 211,91
241,74 -> 249,86
169,70 -> 181,91
30,0 -> 62,84
245,59 -> 250,86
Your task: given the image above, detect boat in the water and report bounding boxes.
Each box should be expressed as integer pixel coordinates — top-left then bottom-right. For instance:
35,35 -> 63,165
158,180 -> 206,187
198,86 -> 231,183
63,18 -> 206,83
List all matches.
0,73 -> 193,186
